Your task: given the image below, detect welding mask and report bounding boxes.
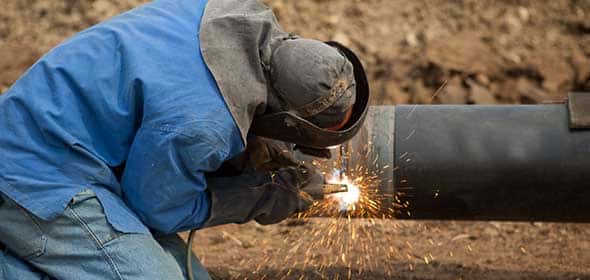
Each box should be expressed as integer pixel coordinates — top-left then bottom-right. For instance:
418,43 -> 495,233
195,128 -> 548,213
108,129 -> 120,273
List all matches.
200,0 -> 369,158
250,40 -> 370,158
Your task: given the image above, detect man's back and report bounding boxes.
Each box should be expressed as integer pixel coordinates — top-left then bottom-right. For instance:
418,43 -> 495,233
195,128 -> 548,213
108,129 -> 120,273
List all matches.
0,0 -> 243,234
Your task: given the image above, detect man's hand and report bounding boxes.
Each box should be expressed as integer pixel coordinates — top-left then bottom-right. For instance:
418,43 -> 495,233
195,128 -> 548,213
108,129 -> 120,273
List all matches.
246,137 -> 301,171
253,166 -> 318,225
203,165 -> 324,227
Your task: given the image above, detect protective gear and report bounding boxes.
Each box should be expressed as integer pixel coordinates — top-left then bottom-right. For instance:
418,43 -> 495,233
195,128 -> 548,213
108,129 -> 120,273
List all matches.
204,136 -> 325,227
201,0 -> 370,150
209,136 -> 299,176
268,39 -> 356,129
250,41 -> 370,151
200,0 -> 288,143
204,166 -> 320,227
246,137 -> 299,171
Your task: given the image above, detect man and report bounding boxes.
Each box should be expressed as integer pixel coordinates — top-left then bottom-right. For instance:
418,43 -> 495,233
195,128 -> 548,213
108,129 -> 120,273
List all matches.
0,0 -> 369,279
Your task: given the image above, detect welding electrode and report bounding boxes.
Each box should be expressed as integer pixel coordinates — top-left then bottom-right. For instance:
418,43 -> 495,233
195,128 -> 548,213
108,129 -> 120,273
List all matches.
304,183 -> 349,200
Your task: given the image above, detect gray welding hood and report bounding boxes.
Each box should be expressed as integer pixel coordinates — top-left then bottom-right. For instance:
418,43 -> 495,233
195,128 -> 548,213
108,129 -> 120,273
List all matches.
200,0 -> 369,150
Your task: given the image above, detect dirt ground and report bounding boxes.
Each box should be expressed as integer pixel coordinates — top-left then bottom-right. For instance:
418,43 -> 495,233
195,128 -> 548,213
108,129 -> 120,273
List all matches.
1,0 -> 590,279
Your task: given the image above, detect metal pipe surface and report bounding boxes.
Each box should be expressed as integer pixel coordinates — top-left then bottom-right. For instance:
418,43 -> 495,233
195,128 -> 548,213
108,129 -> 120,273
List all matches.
334,105 -> 590,222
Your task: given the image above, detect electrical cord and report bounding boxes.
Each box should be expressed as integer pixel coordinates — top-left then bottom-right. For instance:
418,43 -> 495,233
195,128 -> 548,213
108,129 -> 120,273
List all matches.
186,229 -> 198,280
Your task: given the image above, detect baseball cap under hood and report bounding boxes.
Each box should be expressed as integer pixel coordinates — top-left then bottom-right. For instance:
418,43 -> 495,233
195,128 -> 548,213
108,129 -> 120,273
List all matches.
200,0 -> 369,149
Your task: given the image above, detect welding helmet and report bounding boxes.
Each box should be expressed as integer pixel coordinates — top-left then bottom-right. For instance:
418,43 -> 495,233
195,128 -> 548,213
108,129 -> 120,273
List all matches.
250,40 -> 370,157
200,0 -> 369,157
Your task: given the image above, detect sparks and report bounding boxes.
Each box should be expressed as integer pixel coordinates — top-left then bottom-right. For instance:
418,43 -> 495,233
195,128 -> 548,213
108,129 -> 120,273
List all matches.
327,172 -> 361,210
257,146 -> 407,279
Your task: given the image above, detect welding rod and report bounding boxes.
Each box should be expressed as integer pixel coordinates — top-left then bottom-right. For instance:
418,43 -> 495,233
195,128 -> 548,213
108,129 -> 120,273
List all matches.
304,184 -> 348,200
323,93 -> 590,222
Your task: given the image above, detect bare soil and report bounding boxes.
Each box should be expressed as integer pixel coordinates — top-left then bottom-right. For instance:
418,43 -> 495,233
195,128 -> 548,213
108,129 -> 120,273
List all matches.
2,0 -> 589,279
189,220 -> 590,280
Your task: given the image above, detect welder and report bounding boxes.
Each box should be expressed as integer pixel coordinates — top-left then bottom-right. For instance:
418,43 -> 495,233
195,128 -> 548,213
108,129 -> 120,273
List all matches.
0,0 -> 369,279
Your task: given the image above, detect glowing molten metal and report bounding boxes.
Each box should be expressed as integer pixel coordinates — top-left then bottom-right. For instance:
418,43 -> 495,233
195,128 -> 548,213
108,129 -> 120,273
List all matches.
327,172 -> 361,211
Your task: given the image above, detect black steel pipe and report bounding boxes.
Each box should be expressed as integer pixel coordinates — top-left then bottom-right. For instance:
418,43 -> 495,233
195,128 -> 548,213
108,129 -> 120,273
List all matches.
331,104 -> 590,222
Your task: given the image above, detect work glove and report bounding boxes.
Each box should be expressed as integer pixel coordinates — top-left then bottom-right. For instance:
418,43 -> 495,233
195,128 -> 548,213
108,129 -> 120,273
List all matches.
210,136 -> 303,177
248,136 -> 332,164
203,165 -> 324,227
246,136 -> 301,171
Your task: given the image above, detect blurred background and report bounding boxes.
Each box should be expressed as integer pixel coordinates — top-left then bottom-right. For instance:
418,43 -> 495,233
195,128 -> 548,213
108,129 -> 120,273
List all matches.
1,1 -> 589,279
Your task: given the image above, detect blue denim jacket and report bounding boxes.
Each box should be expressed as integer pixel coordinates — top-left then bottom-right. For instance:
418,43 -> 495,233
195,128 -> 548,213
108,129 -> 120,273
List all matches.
0,0 -> 244,234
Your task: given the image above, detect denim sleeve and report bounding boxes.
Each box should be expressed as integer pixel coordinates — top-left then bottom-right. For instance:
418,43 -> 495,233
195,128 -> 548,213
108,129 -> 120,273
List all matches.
121,122 -> 231,234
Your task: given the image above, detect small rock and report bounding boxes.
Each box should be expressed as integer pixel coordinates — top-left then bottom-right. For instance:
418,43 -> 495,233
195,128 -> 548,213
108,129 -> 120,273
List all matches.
539,58 -> 575,93
404,32 -> 422,48
515,77 -> 546,103
451,233 -> 472,241
504,13 -> 522,33
476,74 -> 491,86
326,15 -> 340,25
572,47 -> 590,84
517,7 -> 530,22
489,222 -> 503,229
253,223 -> 268,233
467,79 -> 496,104
209,235 -> 226,245
439,76 -> 468,104
483,227 -> 500,237
506,52 -> 523,64
332,31 -> 351,46
241,240 -> 254,249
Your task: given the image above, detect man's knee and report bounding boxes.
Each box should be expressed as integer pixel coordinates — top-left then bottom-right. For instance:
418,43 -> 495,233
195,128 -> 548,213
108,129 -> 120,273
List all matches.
0,193 -> 47,262
100,233 -> 188,279
0,249 -> 49,280
155,234 -> 212,280
0,190 -> 187,280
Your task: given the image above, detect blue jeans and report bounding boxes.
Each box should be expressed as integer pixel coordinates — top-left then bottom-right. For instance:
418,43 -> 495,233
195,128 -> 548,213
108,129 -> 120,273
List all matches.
0,190 -> 211,280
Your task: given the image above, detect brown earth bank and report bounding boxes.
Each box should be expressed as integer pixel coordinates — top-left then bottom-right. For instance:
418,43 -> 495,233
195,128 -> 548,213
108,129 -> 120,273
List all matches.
1,0 -> 590,279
